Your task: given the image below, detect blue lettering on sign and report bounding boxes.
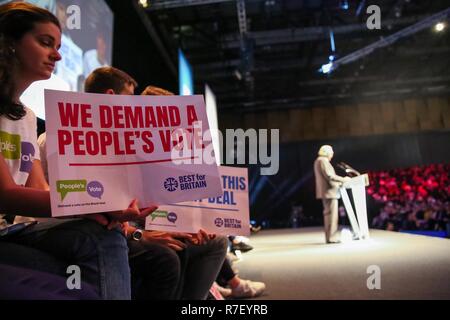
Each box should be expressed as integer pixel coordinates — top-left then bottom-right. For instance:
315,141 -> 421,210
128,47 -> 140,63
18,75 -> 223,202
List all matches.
178,174 -> 207,191
221,175 -> 246,190
208,191 -> 236,205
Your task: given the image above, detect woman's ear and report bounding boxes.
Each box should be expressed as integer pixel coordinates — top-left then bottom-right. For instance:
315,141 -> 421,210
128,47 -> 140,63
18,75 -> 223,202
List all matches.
105,88 -> 115,95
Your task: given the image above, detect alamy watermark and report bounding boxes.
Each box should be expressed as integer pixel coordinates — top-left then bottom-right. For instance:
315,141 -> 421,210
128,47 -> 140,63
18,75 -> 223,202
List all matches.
66,265 -> 81,290
366,5 -> 381,30
65,5 -> 81,30
169,121 -> 279,175
366,265 -> 381,290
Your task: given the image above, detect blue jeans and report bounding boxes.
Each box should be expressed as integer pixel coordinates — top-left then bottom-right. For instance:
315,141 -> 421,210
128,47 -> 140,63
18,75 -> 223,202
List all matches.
128,236 -> 228,300
129,241 -> 181,300
1,219 -> 131,299
0,261 -> 98,299
176,235 -> 228,300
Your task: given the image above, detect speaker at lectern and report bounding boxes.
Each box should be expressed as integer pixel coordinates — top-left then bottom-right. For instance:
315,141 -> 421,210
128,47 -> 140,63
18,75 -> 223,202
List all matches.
339,164 -> 370,240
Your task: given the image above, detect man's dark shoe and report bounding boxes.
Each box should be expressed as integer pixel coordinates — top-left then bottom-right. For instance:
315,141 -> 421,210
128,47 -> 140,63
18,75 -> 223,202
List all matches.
231,242 -> 254,252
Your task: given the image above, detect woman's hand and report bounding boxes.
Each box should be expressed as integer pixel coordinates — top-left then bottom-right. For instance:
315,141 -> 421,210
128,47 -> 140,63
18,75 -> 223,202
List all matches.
68,200 -> 156,232
186,229 -> 216,245
141,230 -> 188,251
106,199 -> 157,224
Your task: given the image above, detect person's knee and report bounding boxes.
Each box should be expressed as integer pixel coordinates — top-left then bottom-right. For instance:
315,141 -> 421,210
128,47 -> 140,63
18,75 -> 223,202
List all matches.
143,243 -> 181,274
209,235 -> 229,255
50,219 -> 129,260
160,246 -> 181,272
62,219 -> 127,246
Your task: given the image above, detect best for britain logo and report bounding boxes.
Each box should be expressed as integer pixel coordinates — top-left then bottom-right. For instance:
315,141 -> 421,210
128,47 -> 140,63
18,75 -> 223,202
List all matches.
214,217 -> 224,227
163,174 -> 208,192
164,177 -> 179,192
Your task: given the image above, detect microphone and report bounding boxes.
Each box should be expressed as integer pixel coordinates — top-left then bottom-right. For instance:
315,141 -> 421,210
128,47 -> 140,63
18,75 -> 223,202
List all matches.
340,162 -> 352,169
337,162 -> 347,171
338,162 -> 360,176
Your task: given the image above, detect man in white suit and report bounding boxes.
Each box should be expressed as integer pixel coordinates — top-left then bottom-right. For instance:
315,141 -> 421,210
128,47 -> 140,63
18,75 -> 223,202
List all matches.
314,145 -> 350,243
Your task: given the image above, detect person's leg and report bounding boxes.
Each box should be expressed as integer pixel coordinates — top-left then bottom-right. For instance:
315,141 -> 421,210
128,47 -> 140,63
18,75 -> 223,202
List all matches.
329,199 -> 339,241
322,199 -> 332,242
0,242 -> 98,299
179,235 -> 228,300
218,258 -> 266,299
0,239 -> 65,274
10,218 -> 131,299
128,241 -> 180,300
217,254 -> 237,285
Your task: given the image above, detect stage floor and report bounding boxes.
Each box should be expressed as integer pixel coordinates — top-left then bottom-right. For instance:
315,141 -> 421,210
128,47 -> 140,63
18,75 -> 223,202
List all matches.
234,227 -> 450,299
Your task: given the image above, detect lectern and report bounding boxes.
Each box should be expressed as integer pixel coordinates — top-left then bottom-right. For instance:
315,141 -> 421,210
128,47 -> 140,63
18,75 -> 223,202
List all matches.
340,173 -> 370,240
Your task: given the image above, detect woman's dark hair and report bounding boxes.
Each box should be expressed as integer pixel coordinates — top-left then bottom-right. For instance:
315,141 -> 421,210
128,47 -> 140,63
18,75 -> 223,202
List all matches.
0,2 -> 61,120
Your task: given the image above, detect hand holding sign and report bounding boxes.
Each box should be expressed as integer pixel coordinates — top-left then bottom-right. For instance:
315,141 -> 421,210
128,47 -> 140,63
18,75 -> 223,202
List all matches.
141,230 -> 189,251
188,229 -> 216,245
45,90 -> 222,218
106,199 -> 157,224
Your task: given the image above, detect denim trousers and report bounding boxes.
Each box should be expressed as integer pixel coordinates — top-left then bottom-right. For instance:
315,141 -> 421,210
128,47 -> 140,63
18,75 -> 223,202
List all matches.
128,235 -> 227,300
0,258 -> 98,299
1,218 -> 131,299
128,240 -> 181,300
176,235 -> 228,300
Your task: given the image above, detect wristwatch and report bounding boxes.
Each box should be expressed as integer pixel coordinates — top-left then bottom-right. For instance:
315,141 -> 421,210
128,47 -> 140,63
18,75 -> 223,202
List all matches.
131,229 -> 143,241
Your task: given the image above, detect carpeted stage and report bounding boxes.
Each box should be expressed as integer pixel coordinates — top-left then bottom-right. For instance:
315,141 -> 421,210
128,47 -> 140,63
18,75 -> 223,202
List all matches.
234,227 -> 450,300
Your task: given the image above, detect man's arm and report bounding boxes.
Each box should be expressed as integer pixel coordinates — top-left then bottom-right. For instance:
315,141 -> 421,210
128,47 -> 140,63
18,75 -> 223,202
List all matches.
320,158 -> 347,184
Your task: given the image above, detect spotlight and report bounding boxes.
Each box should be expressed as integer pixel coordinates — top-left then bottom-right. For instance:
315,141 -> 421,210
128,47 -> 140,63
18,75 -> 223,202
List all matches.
139,0 -> 148,8
340,0 -> 349,10
434,22 -> 445,32
329,55 -> 335,62
319,62 -> 334,74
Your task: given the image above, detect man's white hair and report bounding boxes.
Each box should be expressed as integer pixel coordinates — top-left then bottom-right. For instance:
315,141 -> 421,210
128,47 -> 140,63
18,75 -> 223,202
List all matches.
318,145 -> 334,157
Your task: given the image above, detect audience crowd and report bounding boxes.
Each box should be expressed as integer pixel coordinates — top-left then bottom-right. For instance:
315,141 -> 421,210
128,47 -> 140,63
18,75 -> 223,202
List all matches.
368,164 -> 450,236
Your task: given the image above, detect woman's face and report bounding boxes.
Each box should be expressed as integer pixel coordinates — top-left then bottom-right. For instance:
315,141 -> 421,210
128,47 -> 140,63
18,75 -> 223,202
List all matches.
14,22 -> 62,82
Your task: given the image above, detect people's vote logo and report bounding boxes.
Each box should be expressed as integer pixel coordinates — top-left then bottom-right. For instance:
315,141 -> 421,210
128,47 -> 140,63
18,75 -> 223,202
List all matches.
214,217 -> 224,227
20,142 -> 36,173
87,181 -> 104,199
164,177 -> 178,192
167,212 -> 178,223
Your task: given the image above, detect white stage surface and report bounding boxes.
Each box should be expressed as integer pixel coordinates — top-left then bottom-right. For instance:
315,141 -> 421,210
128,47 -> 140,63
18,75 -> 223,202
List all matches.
234,227 -> 450,299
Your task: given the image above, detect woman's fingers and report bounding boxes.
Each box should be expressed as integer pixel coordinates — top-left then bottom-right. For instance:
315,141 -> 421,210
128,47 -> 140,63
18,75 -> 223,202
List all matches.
167,243 -> 185,251
170,232 -> 193,241
166,238 -> 187,250
139,205 -> 158,218
144,231 -> 187,251
197,229 -> 210,245
128,198 -> 138,210
102,200 -> 158,224
84,214 -> 109,226
107,220 -> 123,230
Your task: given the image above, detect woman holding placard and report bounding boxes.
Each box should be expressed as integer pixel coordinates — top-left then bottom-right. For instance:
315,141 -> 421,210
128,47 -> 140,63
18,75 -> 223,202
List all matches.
0,2 -> 154,299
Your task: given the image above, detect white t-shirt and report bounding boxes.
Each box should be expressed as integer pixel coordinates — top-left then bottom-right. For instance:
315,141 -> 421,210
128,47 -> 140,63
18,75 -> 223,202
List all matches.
0,107 -> 40,229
